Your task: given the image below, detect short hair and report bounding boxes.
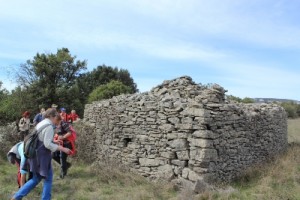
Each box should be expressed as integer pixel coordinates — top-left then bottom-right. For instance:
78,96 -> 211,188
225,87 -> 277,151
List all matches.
22,111 -> 30,117
44,108 -> 59,119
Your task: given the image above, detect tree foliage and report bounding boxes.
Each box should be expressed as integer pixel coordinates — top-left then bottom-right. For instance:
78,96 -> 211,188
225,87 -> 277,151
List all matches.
88,80 -> 132,103
14,48 -> 88,117
0,86 -> 28,125
226,95 -> 254,103
77,65 -> 138,96
17,48 -> 87,107
0,48 -> 138,123
76,65 -> 138,113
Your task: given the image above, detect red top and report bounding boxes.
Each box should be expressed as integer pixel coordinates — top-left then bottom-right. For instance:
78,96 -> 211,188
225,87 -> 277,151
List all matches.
60,112 -> 68,122
68,113 -> 79,122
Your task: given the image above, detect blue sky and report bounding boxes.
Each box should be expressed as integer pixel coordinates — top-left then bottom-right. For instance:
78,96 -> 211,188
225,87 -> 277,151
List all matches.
0,0 -> 299,100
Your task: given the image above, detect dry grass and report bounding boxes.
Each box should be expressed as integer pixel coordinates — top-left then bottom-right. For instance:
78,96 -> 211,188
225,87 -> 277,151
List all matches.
0,157 -> 176,200
288,118 -> 300,143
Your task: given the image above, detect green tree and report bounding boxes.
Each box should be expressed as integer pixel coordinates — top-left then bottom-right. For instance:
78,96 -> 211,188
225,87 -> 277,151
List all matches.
241,97 -> 255,103
17,48 -> 87,109
88,80 -> 132,103
226,95 -> 254,103
78,65 -> 138,96
281,101 -> 299,118
0,81 -> 8,100
226,95 -> 242,103
76,65 -> 138,115
0,85 -> 29,125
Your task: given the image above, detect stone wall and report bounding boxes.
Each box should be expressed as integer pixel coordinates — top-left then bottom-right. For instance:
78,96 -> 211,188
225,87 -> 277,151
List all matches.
81,76 -> 287,189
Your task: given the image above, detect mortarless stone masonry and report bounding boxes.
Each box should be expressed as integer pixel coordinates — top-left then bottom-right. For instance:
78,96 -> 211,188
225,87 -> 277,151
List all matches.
80,76 -> 288,191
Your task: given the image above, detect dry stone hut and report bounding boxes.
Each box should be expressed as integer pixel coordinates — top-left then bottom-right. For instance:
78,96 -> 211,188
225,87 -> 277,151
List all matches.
81,76 -> 287,192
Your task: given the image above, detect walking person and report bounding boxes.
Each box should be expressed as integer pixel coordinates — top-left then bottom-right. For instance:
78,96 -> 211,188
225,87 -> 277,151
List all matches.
52,120 -> 74,178
11,108 -> 72,200
18,111 -> 31,140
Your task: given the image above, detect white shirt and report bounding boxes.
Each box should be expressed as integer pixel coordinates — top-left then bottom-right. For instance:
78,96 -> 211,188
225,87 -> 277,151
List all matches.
36,118 -> 59,152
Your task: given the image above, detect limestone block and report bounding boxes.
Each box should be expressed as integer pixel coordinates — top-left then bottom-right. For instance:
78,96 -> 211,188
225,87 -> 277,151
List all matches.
182,168 -> 190,179
140,167 -> 151,172
168,117 -> 180,124
146,117 -> 156,122
137,135 -> 149,143
127,142 -> 141,149
167,133 -> 178,140
139,158 -> 161,167
158,124 -> 175,132
188,170 -> 200,181
157,112 -> 167,119
160,151 -> 176,159
176,151 -> 190,160
171,160 -> 187,167
181,107 -> 209,117
181,117 -> 193,124
158,164 -> 174,180
193,130 -> 218,139
178,132 -> 190,139
188,138 -> 214,148
168,139 -> 188,150
190,149 -> 218,161
193,167 -> 208,173
173,166 -> 181,175
176,123 -> 193,130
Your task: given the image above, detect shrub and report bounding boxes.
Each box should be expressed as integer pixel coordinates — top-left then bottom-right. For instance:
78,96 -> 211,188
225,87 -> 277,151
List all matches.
88,80 -> 132,103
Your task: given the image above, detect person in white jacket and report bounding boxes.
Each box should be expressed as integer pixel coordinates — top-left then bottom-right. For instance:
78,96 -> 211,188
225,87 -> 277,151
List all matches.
18,111 -> 31,140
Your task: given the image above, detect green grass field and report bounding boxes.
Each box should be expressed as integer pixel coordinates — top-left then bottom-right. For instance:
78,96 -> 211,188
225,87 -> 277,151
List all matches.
1,119 -> 300,200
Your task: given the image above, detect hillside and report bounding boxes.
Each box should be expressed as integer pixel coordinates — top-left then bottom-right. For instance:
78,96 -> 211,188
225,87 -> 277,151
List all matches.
253,98 -> 300,104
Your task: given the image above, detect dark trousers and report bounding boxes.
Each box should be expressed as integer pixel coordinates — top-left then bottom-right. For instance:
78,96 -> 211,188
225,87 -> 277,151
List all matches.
52,142 -> 72,173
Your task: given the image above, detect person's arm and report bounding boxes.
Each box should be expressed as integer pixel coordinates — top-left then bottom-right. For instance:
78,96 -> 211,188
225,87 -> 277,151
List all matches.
58,122 -> 72,140
41,126 -> 59,152
57,145 -> 72,154
33,114 -> 38,124
17,143 -> 28,187
58,131 -> 72,140
42,126 -> 71,154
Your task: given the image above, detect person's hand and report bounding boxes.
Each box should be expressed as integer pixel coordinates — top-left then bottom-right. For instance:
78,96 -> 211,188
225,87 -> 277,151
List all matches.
53,139 -> 61,144
58,135 -> 64,140
63,147 -> 72,155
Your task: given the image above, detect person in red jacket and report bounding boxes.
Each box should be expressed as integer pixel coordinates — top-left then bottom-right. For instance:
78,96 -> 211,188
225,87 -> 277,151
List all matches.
52,120 -> 76,179
68,109 -> 79,123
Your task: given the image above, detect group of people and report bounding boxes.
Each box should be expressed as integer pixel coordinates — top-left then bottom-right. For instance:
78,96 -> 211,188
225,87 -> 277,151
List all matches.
8,105 -> 79,200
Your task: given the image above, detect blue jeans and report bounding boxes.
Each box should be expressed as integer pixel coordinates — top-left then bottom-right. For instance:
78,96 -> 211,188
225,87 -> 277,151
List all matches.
13,167 -> 53,200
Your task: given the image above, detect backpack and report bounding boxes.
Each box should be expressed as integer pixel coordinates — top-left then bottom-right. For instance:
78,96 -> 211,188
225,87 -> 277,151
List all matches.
23,123 -> 51,159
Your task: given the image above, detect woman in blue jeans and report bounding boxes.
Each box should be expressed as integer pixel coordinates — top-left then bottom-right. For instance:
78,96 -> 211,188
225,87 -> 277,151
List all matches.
11,108 -> 71,200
